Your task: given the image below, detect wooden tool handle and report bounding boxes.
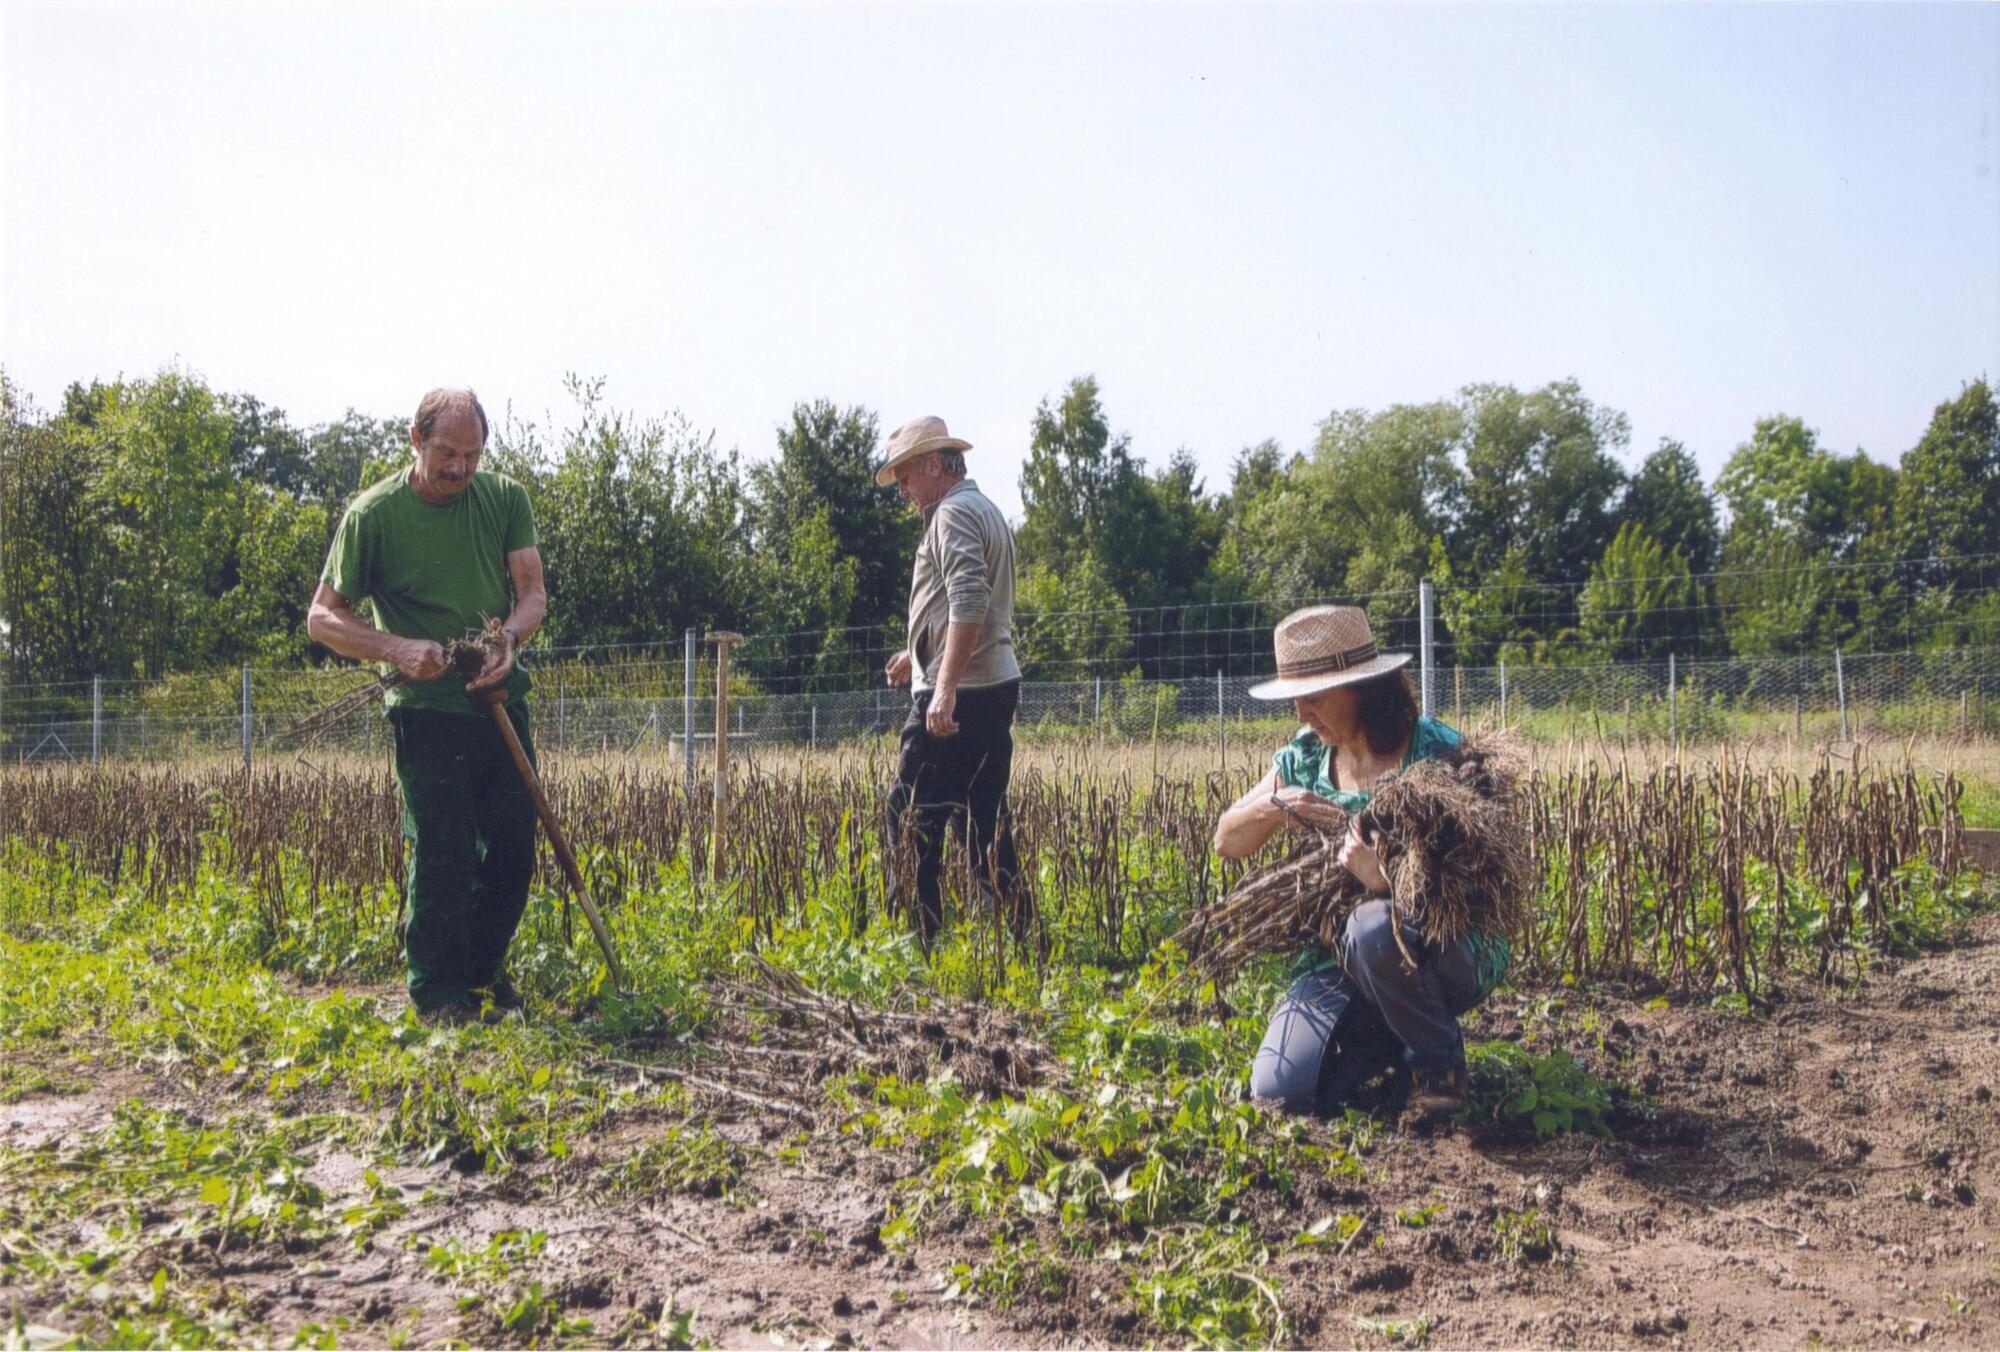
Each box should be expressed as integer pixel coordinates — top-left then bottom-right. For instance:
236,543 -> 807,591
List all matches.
485,701 -> 628,993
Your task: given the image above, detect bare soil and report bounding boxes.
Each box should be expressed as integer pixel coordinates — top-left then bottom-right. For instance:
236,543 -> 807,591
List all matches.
9,920 -> 2000,1349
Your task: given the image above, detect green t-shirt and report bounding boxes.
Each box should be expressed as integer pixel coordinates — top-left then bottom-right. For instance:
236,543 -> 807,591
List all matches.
1272,716 -> 1511,997
321,470 -> 537,716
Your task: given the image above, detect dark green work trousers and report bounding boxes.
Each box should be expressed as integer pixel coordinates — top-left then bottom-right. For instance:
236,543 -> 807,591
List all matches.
389,703 -> 539,1012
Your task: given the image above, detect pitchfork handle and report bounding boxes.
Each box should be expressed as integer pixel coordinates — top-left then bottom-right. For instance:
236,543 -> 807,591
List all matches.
484,699 -> 629,994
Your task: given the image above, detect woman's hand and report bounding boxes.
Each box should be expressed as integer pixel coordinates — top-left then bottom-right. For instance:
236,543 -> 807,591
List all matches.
1338,817 -> 1390,894
1270,786 -> 1347,834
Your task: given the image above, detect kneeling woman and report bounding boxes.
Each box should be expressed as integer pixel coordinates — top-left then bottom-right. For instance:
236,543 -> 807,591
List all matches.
1213,606 -> 1509,1118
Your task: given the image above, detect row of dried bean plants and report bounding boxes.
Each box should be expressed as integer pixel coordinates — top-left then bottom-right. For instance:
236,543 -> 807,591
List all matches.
0,750 -> 1978,998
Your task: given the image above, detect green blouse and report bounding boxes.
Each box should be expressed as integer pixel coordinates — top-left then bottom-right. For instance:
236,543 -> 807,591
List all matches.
1273,716 -> 1511,998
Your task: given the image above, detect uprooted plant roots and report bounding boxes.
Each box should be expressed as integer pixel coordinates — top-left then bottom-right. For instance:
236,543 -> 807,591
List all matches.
595,958 -> 1060,1120
442,620 -> 508,683
278,622 -> 511,748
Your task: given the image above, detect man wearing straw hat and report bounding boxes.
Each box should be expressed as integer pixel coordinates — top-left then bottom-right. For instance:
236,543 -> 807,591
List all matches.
877,415 -> 1027,946
1212,605 -> 1510,1118
306,387 -> 545,1023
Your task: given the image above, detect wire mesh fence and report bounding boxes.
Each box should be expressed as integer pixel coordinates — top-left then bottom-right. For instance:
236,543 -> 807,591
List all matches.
4,641 -> 1996,768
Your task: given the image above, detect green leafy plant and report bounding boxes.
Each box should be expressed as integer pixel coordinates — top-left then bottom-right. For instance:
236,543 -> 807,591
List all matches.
1462,1041 -> 1620,1138
1493,1208 -> 1560,1266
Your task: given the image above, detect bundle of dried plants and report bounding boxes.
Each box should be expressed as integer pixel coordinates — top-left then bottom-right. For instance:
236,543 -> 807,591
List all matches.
1175,732 -> 1535,983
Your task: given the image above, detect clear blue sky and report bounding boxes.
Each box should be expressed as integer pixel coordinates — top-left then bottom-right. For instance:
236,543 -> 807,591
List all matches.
4,1 -> 1996,521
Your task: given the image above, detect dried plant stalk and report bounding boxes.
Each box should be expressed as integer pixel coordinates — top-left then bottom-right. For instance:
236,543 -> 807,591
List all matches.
1175,732 -> 1534,983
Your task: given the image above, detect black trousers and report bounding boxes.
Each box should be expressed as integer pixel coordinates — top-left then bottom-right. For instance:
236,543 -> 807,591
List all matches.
884,680 -> 1027,944
389,704 -> 539,1012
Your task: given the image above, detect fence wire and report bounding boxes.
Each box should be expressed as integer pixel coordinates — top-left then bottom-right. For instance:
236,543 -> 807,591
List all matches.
4,645 -> 1996,767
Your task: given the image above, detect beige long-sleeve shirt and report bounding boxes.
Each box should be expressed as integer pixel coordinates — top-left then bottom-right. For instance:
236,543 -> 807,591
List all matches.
907,478 -> 1020,691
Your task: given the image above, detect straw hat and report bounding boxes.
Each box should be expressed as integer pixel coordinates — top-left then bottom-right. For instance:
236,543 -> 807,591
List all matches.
875,415 -> 973,487
1247,605 -> 1412,701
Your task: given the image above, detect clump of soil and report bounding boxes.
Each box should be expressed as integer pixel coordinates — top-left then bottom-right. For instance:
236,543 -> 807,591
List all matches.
443,621 -> 507,683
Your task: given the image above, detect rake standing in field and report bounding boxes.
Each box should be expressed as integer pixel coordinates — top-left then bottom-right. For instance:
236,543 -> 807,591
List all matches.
1212,607 -> 1513,1119
878,415 -> 1029,946
305,387 -> 546,1022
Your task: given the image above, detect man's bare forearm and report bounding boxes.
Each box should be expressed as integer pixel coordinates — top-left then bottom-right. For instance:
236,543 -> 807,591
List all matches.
501,585 -> 546,646
309,604 -> 406,665
932,620 -> 980,693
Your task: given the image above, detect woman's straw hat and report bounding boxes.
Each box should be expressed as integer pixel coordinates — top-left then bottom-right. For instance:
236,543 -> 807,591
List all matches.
1247,605 -> 1412,701
875,415 -> 973,487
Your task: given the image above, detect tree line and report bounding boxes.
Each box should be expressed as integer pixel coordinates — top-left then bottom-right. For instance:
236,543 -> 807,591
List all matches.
2,365 -> 1995,690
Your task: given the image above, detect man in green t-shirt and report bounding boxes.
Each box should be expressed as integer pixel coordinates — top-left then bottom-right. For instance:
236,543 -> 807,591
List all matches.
306,387 -> 547,1020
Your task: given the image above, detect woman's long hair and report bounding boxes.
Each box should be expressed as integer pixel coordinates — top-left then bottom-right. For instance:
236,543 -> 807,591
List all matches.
1352,668 -> 1419,757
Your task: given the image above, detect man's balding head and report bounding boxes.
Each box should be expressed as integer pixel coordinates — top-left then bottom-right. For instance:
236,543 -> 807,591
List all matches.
413,387 -> 489,447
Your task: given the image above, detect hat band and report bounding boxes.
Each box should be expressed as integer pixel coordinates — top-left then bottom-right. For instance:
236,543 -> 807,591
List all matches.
1277,641 -> 1379,678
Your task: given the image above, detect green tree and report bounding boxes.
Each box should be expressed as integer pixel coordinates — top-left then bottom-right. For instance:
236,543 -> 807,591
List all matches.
305,411 -> 409,506
1578,523 -> 1704,662
1014,555 -> 1131,682
747,506 -> 860,690
0,375 -> 126,682
1235,400 -> 1463,607
1112,449 -> 1226,609
219,485 -> 331,665
1455,379 -> 1630,587
1433,541 -> 1542,668
747,399 -> 918,635
89,368 -> 242,677
1619,439 -> 1718,576
1017,376 -> 1229,627
1895,379 -> 1999,597
1018,375 -> 1136,579
496,378 -> 754,651
1715,415 -> 1900,654
226,395 -> 313,497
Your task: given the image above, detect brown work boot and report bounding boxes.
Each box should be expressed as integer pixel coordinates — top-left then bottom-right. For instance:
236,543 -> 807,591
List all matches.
1408,1060 -> 1470,1118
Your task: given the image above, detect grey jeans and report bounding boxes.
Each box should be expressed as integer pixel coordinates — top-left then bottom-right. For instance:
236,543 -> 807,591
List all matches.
1250,899 -> 1483,1113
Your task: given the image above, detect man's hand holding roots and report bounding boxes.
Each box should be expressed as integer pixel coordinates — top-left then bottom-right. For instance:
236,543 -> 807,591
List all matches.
465,627 -> 516,696
393,639 -> 449,683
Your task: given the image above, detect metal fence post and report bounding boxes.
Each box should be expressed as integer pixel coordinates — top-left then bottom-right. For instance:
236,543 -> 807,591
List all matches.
1668,653 -> 1678,746
1835,646 -> 1849,741
810,704 -> 818,749
1216,670 -> 1225,772
1093,676 -> 1102,743
241,666 -> 252,772
708,632 -> 745,882
1498,659 -> 1508,724
682,627 -> 696,779
92,676 -> 102,765
1418,580 -> 1435,718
